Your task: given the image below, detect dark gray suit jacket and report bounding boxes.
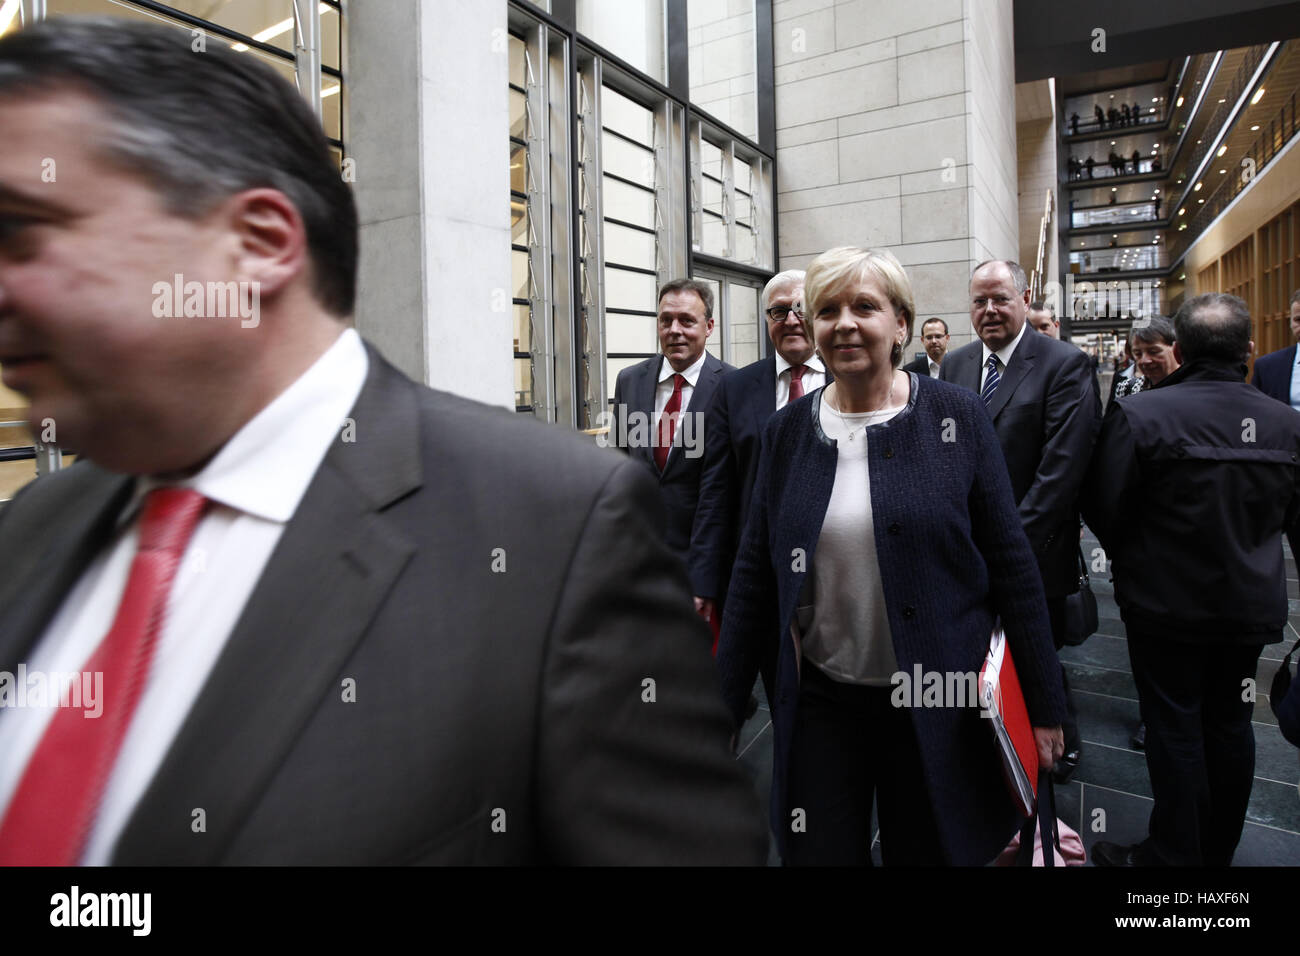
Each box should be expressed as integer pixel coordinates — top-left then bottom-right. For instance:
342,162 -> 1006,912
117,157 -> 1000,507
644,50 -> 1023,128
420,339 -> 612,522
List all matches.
0,344 -> 767,865
940,327 -> 1102,598
611,352 -> 734,554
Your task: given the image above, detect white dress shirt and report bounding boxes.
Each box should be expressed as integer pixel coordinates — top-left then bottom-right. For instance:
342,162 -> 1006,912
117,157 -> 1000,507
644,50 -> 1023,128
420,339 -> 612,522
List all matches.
654,350 -> 709,421
980,321 -> 1029,392
774,352 -> 827,408
0,328 -> 368,864
926,357 -> 941,378
1288,349 -> 1300,413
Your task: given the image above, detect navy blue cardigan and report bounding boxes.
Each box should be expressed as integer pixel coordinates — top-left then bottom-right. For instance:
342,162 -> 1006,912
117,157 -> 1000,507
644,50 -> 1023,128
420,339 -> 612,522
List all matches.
716,374 -> 1069,865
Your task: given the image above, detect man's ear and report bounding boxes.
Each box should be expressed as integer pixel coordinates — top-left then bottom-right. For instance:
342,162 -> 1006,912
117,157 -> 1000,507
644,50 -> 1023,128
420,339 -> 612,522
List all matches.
706,317 -> 716,338
223,187 -> 308,300
1172,341 -> 1183,364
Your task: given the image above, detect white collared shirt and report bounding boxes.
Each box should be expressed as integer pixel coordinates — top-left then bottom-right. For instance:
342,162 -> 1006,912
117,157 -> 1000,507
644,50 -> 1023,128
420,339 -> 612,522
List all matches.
1289,349 -> 1300,412
980,321 -> 1030,392
654,350 -> 709,421
774,352 -> 827,408
926,357 -> 942,378
0,327 -> 368,864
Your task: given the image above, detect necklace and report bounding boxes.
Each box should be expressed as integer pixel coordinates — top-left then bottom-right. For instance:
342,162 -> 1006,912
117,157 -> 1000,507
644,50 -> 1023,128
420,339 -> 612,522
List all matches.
825,376 -> 902,442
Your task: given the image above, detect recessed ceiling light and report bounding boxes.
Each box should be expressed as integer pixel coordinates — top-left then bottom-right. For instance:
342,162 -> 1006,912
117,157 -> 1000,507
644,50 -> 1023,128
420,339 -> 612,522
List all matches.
1251,87 -> 1266,105
1251,124 -> 1260,131
1179,208 -> 1186,215
1112,187 -> 1118,191
1220,169 -> 1226,174
1198,198 -> 1204,203
1194,182 -> 1203,191
1217,145 -> 1228,157
1154,189 -> 1160,194
1218,98 -> 1226,104
1177,96 -> 1185,106
1152,97 -> 1159,103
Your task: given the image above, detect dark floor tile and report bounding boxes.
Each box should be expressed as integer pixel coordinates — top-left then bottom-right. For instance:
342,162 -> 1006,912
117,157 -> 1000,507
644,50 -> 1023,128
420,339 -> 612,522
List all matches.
737,709 -> 770,755
1080,785 -> 1152,865
1073,740 -> 1153,798
1060,633 -> 1131,673
1065,662 -> 1139,701
1074,686 -> 1142,752
1247,776 -> 1300,833
1053,779 -> 1084,837
1254,723 -> 1300,793
1233,820 -> 1300,865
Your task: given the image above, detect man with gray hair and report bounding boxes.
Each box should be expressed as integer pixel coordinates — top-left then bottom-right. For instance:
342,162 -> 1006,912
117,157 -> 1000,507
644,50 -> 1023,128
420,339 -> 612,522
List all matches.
941,259 -> 1102,783
690,270 -> 825,667
1083,293 -> 1300,867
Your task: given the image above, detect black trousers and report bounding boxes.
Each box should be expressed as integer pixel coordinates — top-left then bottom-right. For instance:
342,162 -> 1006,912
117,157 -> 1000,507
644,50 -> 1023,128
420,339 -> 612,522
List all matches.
784,662 -> 945,866
1126,632 -> 1264,866
1048,596 -> 1081,752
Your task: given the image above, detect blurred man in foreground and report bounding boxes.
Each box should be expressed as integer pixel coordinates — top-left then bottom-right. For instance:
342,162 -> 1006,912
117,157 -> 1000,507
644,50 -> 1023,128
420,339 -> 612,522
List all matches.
0,17 -> 766,865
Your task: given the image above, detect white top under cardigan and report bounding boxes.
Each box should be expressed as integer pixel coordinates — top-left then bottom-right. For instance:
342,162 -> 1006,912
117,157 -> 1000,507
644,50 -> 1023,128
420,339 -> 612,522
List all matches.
801,396 -> 906,686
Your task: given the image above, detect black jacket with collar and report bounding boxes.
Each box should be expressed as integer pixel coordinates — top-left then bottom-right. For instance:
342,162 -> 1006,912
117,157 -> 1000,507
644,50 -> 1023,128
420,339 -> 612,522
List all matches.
1082,359 -> 1300,643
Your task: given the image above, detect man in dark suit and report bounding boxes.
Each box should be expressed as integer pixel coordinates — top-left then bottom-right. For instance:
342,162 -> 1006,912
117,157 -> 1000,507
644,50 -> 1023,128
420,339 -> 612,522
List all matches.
901,317 -> 949,377
612,280 -> 734,558
1083,293 -> 1300,866
940,260 -> 1102,782
1250,289 -> 1300,407
0,18 -> 766,865
688,270 -> 824,662
1250,289 -> 1300,562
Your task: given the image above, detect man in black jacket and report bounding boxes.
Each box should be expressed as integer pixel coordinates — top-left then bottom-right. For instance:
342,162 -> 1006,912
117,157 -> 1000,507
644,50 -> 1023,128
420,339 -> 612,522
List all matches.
1082,293 -> 1300,866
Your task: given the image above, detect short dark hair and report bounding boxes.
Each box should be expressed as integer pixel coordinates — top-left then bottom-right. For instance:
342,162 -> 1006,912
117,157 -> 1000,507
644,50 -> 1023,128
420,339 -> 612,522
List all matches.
0,16 -> 357,317
972,260 -> 1029,295
1028,300 -> 1053,316
921,317 -> 949,334
1290,289 -> 1300,308
1129,315 -> 1175,347
659,278 -> 714,319
1173,293 -> 1251,365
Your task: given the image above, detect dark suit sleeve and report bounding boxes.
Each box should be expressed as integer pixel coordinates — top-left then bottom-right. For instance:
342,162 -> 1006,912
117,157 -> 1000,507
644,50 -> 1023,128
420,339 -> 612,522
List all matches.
716,424 -> 779,727
1018,347 -> 1102,552
1278,662 -> 1300,748
965,402 -> 1068,726
1079,402 -> 1140,557
535,458 -> 767,864
688,377 -> 736,599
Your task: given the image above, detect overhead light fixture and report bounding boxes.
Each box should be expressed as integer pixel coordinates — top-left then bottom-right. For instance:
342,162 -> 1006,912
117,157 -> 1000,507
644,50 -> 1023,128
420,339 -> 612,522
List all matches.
1251,124 -> 1260,131
1194,182 -> 1203,191
1152,238 -> 1159,243
232,3 -> 332,51
1251,87 -> 1266,105
1152,97 -> 1159,103
1112,187 -> 1118,192
1218,98 -> 1226,104
1177,96 -> 1185,107
1198,198 -> 1204,203
1111,141 -> 1116,146
1179,208 -> 1186,215
1217,145 -> 1228,157
1220,168 -> 1227,174
1154,189 -> 1160,194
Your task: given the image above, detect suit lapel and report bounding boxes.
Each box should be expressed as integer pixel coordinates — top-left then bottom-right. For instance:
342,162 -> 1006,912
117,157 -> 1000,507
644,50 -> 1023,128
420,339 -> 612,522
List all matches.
0,468 -> 134,676
663,355 -> 722,478
631,357 -> 660,471
987,332 -> 1036,421
752,355 -> 777,434
112,347 -> 422,864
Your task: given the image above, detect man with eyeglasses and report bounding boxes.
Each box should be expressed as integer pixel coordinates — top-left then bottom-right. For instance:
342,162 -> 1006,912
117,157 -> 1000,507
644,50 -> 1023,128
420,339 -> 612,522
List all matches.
941,260 -> 1102,784
690,271 -> 825,682
902,317 -> 950,377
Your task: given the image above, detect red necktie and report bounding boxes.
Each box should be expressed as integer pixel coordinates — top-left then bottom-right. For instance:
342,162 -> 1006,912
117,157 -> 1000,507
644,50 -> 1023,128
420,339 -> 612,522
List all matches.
0,487 -> 208,866
788,365 -> 806,403
655,374 -> 686,472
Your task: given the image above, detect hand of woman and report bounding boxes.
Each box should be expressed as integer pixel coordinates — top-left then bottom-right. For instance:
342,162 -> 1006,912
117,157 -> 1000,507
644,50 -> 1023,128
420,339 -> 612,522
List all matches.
1034,726 -> 1065,770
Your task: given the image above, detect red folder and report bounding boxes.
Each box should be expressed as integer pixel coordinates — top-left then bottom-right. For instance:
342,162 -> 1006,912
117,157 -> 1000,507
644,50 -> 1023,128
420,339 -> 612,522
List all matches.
979,628 -> 1039,817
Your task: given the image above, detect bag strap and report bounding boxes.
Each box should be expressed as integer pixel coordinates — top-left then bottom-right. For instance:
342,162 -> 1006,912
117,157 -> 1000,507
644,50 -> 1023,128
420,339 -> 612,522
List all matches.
1283,636 -> 1300,667
1076,544 -> 1091,586
1015,770 -> 1062,867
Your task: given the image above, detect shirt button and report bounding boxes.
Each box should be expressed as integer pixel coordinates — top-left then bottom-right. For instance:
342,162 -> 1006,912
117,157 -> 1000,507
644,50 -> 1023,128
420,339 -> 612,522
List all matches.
888,522 -> 901,535
884,448 -> 894,459
902,606 -> 916,619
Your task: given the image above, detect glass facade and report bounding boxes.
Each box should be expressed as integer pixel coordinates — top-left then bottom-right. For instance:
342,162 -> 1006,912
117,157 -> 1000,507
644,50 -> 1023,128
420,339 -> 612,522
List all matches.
509,0 -> 775,430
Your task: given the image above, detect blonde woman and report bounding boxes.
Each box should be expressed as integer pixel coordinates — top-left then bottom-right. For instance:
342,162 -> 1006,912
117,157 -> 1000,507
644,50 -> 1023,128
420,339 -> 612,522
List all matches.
717,247 -> 1066,865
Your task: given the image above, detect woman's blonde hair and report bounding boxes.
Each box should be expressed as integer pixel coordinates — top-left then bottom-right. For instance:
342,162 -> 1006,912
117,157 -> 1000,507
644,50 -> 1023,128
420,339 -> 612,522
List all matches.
802,247 -> 916,368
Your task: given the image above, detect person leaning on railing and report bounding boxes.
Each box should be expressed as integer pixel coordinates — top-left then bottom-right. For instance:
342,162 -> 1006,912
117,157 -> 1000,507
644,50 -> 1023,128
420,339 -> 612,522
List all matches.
715,246 -> 1067,867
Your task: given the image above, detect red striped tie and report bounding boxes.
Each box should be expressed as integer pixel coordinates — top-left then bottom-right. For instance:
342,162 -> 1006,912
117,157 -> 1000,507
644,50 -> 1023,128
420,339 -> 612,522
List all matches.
654,374 -> 686,472
0,487 -> 208,865
789,365 -> 806,402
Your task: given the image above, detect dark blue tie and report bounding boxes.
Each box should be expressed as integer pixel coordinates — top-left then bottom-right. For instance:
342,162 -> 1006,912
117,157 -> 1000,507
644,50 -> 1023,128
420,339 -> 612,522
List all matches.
981,355 -> 1001,407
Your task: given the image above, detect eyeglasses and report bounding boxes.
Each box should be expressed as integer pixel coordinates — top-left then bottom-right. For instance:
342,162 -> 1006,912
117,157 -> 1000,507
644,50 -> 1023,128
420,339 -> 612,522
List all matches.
766,306 -> 805,321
